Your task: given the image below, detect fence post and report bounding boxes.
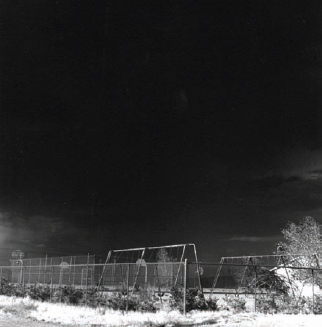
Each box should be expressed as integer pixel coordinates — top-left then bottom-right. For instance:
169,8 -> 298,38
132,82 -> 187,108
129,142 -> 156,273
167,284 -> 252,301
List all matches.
38,258 -> 41,283
50,265 -> 53,303
22,266 -> 25,296
28,261 -> 31,284
126,264 -> 130,313
73,257 -> 76,286
85,254 -> 89,304
312,269 -> 315,314
44,255 -> 48,284
183,259 -> 187,315
254,265 -> 257,312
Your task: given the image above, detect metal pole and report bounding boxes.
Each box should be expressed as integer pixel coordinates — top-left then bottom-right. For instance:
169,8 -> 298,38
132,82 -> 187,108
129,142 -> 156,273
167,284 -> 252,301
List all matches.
192,244 -> 203,293
111,243 -> 196,253
98,250 -> 112,289
281,256 -> 296,298
112,259 -> 115,285
69,256 -> 72,285
312,269 -> 315,314
22,266 -> 25,295
50,258 -> 53,285
126,264 -> 129,313
85,253 -> 89,303
28,260 -> 31,284
183,259 -> 187,315
73,257 -> 76,286
132,248 -> 145,294
44,255 -> 47,284
38,258 -> 41,283
211,258 -> 224,295
254,265 -> 257,312
50,265 -> 53,303
174,244 -> 186,287
20,263 -> 23,285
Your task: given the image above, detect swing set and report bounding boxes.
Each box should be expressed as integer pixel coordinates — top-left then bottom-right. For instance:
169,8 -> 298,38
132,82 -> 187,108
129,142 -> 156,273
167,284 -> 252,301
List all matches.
98,243 -> 202,295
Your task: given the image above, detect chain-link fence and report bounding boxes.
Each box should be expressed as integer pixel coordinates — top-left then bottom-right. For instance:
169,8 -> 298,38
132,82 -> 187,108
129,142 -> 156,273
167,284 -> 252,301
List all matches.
2,262 -> 187,291
199,260 -> 322,314
8,255 -> 95,287
1,259 -> 322,313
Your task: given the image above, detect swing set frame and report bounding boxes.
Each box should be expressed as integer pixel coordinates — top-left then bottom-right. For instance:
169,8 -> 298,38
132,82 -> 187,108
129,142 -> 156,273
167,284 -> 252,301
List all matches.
98,243 -> 202,294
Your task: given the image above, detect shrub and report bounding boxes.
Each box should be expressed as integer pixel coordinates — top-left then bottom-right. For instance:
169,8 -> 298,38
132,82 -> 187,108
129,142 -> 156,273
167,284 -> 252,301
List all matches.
313,295 -> 322,314
255,294 -> 307,314
229,297 -> 246,312
0,277 -> 13,295
216,295 -> 246,313
52,286 -> 83,304
27,283 -> 51,302
170,287 -> 217,313
256,296 -> 278,314
81,287 -> 108,308
10,283 -> 27,298
105,293 -> 157,312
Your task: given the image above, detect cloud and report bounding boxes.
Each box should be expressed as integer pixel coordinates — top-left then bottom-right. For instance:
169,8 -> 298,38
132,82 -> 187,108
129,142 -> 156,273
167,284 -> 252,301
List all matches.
36,244 -> 46,248
229,235 -> 281,243
252,175 -> 302,190
307,170 -> 322,180
251,146 -> 322,181
0,209 -> 92,260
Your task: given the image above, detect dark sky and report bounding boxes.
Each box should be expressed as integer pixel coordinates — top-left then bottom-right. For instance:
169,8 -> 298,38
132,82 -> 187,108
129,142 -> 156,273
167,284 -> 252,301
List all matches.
0,1 -> 321,263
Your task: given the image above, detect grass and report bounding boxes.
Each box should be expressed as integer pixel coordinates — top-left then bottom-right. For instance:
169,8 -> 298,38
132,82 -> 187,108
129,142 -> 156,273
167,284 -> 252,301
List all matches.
0,298 -> 38,316
0,295 -> 322,326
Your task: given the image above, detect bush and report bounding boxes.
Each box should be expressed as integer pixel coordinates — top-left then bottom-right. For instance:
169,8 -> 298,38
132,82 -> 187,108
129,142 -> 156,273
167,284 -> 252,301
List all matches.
27,283 -> 51,302
313,295 -> 322,314
0,277 -> 14,295
5,283 -> 27,298
229,297 -> 246,312
52,286 -> 83,304
81,287 -> 108,308
170,287 -> 217,313
105,293 -> 156,312
216,295 -> 246,313
256,295 -> 279,314
255,294 -> 311,314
